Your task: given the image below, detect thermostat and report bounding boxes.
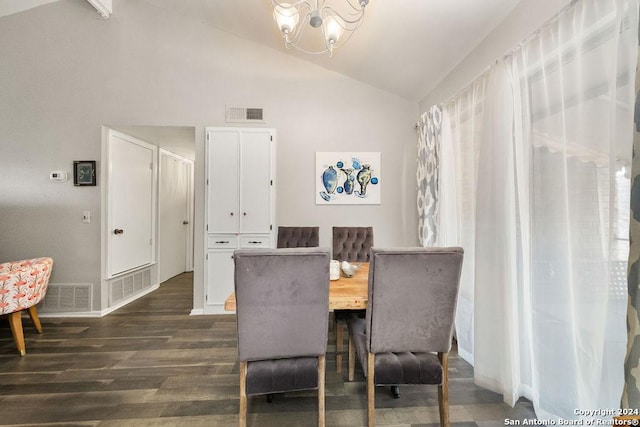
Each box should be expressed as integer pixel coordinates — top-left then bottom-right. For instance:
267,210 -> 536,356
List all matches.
50,171 -> 68,182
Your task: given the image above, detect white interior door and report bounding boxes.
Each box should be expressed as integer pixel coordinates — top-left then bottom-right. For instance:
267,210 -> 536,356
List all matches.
108,132 -> 156,277
159,150 -> 193,283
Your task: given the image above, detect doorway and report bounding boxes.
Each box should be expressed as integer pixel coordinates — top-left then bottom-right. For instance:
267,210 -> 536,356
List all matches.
159,149 -> 194,283
102,126 -> 196,312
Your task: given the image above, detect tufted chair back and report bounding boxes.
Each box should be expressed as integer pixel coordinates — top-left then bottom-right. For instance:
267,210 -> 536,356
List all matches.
277,226 -> 320,248
332,226 -> 374,262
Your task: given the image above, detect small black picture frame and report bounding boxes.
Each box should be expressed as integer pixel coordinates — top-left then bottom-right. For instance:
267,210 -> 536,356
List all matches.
73,161 -> 96,186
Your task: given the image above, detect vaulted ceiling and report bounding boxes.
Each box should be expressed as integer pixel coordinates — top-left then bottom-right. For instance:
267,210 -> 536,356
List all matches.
0,0 -> 524,101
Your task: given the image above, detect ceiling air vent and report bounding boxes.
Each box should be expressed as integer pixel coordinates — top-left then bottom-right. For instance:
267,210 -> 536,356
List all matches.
225,107 -> 265,123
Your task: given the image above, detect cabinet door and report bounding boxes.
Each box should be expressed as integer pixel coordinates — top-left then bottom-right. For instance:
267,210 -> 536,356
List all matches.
240,130 -> 272,233
207,130 -> 240,233
206,250 -> 235,308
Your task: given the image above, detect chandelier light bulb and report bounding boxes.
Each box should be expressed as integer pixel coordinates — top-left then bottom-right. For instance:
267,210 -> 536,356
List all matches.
274,3 -> 299,35
324,16 -> 343,45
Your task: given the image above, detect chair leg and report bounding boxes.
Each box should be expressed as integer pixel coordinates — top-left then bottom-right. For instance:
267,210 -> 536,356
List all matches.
438,352 -> 449,427
7,311 -> 26,356
318,355 -> 326,427
348,333 -> 355,381
27,306 -> 43,334
390,386 -> 400,399
367,352 -> 375,427
336,320 -> 343,373
239,361 -> 247,427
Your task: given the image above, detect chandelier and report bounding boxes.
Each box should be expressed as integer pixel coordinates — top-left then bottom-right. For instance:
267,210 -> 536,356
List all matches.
271,0 -> 369,57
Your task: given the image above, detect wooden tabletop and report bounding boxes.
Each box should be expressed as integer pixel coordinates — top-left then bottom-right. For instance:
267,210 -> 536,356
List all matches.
224,262 -> 369,311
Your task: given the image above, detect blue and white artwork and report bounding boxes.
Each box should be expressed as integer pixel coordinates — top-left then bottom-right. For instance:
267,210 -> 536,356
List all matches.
316,152 -> 381,204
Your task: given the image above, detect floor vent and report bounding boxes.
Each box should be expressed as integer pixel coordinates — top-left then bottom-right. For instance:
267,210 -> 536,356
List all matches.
225,107 -> 265,123
40,283 -> 92,313
109,267 -> 152,306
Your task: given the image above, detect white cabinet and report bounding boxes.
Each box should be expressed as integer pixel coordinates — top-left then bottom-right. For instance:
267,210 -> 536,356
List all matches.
206,249 -> 235,307
205,127 -> 275,313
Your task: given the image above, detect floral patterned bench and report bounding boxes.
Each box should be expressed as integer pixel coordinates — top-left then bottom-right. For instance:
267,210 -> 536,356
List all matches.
0,257 -> 53,356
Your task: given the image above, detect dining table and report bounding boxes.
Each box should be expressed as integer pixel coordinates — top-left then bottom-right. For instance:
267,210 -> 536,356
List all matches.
223,262 -> 369,312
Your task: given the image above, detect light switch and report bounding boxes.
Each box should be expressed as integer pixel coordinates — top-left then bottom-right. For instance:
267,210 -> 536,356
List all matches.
82,211 -> 91,223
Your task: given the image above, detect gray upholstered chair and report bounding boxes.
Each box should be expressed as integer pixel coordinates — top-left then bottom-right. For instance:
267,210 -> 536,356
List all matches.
347,247 -> 463,427
332,226 -> 373,373
272,227 -> 321,403
277,226 -> 320,248
332,226 -> 374,262
234,248 -> 331,427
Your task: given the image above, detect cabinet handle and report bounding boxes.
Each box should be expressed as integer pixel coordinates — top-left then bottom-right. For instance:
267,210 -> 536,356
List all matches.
230,212 -> 234,216
243,212 -> 247,216
248,241 -> 262,244
215,240 -> 230,244
113,229 -> 124,235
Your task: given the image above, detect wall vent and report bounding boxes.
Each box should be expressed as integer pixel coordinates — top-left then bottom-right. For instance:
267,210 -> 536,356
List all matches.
225,107 -> 265,123
109,267 -> 152,306
40,283 -> 93,313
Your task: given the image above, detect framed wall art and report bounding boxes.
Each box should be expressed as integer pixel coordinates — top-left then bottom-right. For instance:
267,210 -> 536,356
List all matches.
73,160 -> 96,186
316,152 -> 380,205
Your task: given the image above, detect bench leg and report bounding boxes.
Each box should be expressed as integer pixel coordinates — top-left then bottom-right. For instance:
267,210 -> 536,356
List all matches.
27,306 -> 43,333
8,311 -> 26,356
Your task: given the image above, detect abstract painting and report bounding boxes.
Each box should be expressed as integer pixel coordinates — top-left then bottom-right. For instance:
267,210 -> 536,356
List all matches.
315,152 -> 381,204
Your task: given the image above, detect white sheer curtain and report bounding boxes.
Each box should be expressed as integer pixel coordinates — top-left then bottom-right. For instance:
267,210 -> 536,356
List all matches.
438,0 -> 638,419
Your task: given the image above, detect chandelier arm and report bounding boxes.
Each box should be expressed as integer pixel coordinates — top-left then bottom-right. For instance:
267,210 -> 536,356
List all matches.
284,10 -> 313,46
344,0 -> 365,12
288,45 -> 332,55
322,22 -> 354,52
281,22 -> 356,55
320,5 -> 365,26
271,0 -> 313,10
285,26 -> 334,56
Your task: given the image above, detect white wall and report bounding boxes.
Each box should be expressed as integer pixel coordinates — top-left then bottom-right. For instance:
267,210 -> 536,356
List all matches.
419,0 -> 572,111
0,0 -> 417,313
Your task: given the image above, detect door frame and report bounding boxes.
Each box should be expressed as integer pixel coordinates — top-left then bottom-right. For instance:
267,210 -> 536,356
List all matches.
158,148 -> 195,280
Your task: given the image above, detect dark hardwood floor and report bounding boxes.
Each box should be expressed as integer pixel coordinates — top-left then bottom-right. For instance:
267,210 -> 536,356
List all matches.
0,272 -> 536,426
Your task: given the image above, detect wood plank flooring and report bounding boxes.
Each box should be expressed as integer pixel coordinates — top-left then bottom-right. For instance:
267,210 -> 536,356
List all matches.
0,272 -> 536,426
